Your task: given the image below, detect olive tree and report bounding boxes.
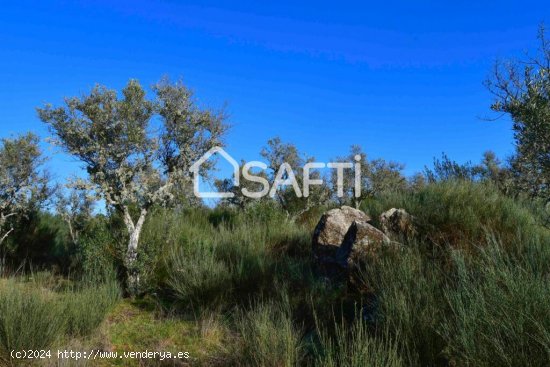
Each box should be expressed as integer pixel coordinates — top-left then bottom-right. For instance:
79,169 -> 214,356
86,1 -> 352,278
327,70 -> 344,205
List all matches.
0,133 -> 50,253
214,160 -> 269,210
38,79 -> 228,293
55,187 -> 94,246
425,153 -> 482,183
331,145 -> 406,208
485,26 -> 550,200
330,145 -> 368,208
260,137 -> 330,217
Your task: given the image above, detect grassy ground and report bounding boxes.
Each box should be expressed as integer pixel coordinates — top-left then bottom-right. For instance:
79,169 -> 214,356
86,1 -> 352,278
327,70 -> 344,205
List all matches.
105,299 -> 232,366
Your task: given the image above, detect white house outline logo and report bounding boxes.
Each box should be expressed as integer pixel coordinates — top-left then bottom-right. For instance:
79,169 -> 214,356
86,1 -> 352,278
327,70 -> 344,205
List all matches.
189,146 -> 239,198
190,147 -> 362,200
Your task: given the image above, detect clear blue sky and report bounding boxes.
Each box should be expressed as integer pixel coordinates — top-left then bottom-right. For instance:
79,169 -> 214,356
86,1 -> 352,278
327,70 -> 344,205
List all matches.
1,0 -> 548,184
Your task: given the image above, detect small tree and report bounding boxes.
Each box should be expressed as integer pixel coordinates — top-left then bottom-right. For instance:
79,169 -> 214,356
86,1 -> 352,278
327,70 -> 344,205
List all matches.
261,137 -> 330,217
425,153 -> 482,183
367,157 -> 407,196
485,26 -> 550,200
478,151 -> 515,195
408,172 -> 427,192
38,78 -> 228,294
214,160 -> 269,210
331,145 -> 406,208
0,133 -> 50,250
330,145 -> 368,208
55,186 -> 94,247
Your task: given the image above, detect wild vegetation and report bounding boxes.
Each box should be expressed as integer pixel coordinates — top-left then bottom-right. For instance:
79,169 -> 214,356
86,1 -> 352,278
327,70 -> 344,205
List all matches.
0,29 -> 549,366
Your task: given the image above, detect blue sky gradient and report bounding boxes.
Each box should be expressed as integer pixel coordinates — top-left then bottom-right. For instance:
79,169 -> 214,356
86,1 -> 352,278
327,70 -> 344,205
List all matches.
1,1 -> 549,184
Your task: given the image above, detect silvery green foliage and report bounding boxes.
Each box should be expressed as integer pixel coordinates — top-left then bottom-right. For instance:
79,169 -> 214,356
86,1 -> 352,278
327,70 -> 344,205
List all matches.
331,145 -> 406,208
0,133 -> 50,247
424,151 -> 515,196
331,145 -> 369,208
55,186 -> 95,246
38,78 -> 228,293
486,26 -> 550,200
260,137 -> 305,212
214,160 -> 269,210
260,137 -> 331,217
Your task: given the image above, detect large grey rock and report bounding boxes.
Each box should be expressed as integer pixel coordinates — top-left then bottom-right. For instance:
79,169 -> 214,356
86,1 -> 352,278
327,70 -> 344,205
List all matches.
379,208 -> 415,240
312,207 -> 392,282
336,221 -> 391,268
312,206 -> 371,260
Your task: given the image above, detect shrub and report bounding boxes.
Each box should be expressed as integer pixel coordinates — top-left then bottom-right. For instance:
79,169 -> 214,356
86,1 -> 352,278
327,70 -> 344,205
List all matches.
356,230 -> 550,366
160,207 -> 311,310
79,216 -> 123,276
2,211 -> 65,272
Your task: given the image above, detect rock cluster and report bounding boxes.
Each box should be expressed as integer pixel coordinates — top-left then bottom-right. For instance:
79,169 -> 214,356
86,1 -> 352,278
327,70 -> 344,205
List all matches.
312,206 -> 414,276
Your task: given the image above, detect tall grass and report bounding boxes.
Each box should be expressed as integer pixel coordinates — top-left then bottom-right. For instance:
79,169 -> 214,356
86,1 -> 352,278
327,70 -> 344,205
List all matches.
356,234 -> 550,366
440,238 -> 550,366
0,279 -> 66,361
157,206 -> 311,310
167,240 -> 233,308
0,274 -> 120,363
362,180 -> 543,249
358,245 -> 448,365
235,300 -> 303,367
353,182 -> 550,365
62,278 -> 121,336
314,315 -> 404,367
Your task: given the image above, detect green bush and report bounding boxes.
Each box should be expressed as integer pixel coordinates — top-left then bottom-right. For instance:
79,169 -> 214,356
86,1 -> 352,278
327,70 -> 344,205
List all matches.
159,207 -> 311,310
356,231 -> 550,366
79,216 -> 123,276
2,211 -> 66,272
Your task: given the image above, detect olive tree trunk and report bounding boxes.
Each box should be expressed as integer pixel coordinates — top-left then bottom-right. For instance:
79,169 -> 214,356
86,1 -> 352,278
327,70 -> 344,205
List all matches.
122,207 -> 148,296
